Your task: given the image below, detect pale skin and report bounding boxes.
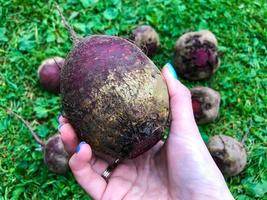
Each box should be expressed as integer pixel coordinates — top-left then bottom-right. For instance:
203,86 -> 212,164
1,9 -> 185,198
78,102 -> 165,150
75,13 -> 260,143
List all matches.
59,64 -> 235,200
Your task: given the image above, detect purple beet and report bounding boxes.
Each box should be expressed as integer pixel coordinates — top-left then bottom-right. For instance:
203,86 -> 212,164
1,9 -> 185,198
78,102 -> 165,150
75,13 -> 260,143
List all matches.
57,8 -> 169,162
192,99 -> 202,115
38,57 -> 64,93
5,108 -> 69,174
130,25 -> 160,57
173,30 -> 220,80
207,135 -> 247,176
44,134 -> 69,174
190,87 -> 220,124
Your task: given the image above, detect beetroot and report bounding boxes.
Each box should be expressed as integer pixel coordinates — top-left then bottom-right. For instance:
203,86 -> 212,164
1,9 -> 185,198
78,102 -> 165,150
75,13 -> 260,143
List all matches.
190,87 -> 220,124
44,134 -> 69,174
61,36 -> 169,162
207,135 -> 247,176
5,108 -> 69,174
38,57 -> 64,93
192,99 -> 202,115
130,25 -> 160,57
57,9 -> 169,162
173,30 -> 220,80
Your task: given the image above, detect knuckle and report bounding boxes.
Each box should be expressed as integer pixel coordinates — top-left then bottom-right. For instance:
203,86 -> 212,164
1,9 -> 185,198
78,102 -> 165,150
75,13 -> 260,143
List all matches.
170,84 -> 191,102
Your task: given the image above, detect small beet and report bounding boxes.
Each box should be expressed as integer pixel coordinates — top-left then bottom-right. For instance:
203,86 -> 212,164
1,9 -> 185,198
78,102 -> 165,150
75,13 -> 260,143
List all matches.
57,8 -> 169,162
173,30 -> 220,80
207,135 -> 247,176
38,57 -> 64,93
4,108 -> 70,174
190,87 -> 220,124
44,134 -> 70,174
130,25 -> 160,57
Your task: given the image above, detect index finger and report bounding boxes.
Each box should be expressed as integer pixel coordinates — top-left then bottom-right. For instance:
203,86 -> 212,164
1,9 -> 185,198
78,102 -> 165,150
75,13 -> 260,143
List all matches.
161,64 -> 199,136
59,118 -> 80,154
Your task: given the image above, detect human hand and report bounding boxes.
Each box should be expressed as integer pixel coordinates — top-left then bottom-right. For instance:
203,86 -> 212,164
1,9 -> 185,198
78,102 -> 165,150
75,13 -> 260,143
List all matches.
59,63 -> 234,200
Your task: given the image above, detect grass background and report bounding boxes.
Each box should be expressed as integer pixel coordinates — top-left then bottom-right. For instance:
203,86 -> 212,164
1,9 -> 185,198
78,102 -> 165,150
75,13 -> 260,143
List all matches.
0,0 -> 266,199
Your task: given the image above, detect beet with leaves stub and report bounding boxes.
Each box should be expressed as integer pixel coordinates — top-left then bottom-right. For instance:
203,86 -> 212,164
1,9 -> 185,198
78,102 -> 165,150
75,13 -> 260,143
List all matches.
130,25 -> 160,57
44,134 -> 70,174
190,86 -> 220,124
207,135 -> 247,177
55,5 -> 169,163
173,30 -> 220,80
4,108 -> 70,174
38,57 -> 64,93
61,35 -> 169,163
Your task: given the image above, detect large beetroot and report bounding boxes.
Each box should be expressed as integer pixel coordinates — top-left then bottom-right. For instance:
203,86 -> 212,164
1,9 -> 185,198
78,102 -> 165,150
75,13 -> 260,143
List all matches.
59,11 -> 169,162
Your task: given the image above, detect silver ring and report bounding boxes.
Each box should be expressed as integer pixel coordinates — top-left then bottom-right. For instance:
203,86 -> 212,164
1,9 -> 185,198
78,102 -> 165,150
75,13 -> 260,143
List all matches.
101,168 -> 112,180
101,159 -> 120,181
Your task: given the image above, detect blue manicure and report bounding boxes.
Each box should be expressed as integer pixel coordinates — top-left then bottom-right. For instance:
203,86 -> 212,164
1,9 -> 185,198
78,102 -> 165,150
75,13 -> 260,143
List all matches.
166,63 -> 178,79
57,113 -> 62,120
58,124 -> 63,131
76,141 -> 86,153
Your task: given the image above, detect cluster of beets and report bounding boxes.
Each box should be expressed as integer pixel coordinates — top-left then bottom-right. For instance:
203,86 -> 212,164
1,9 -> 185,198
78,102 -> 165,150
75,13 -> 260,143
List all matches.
36,25 -> 246,177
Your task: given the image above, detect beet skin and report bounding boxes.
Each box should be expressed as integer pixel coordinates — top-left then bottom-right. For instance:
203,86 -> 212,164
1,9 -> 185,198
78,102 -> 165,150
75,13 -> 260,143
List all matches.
173,30 -> 220,80
38,57 -> 64,93
61,35 -> 169,162
130,25 -> 160,57
44,134 -> 69,174
190,87 -> 220,124
208,135 -> 247,176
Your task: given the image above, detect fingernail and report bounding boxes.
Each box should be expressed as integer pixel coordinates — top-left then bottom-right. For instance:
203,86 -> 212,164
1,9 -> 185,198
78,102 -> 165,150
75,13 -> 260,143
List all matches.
166,63 -> 178,79
58,124 -> 63,132
76,141 -> 86,153
58,113 -> 62,121
62,112 -> 66,117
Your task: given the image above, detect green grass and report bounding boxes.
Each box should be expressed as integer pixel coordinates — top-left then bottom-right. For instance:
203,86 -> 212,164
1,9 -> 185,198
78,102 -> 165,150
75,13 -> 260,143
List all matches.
0,0 -> 266,199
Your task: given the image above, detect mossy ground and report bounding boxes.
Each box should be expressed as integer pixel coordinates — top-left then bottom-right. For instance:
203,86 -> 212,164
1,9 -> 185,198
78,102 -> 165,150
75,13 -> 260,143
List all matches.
0,0 -> 266,199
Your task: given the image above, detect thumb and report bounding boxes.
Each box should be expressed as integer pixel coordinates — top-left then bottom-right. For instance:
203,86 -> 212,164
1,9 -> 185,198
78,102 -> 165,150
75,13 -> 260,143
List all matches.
69,142 -> 107,200
161,63 -> 199,136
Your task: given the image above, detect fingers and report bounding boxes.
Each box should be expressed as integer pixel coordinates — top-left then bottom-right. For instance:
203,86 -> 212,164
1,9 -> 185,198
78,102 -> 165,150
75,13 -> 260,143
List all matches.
59,116 -> 109,198
58,115 -> 68,125
69,142 -> 107,200
161,64 -> 199,135
60,122 -> 79,154
58,116 -> 108,170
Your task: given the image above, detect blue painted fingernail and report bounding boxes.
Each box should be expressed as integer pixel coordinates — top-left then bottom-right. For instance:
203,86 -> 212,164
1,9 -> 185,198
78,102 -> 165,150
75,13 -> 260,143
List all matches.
58,113 -> 62,120
76,141 -> 86,153
167,63 -> 178,79
58,124 -> 63,131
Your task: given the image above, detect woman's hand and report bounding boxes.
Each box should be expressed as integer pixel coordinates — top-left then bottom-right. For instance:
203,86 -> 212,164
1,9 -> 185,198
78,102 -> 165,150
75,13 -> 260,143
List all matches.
60,63 -> 234,200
